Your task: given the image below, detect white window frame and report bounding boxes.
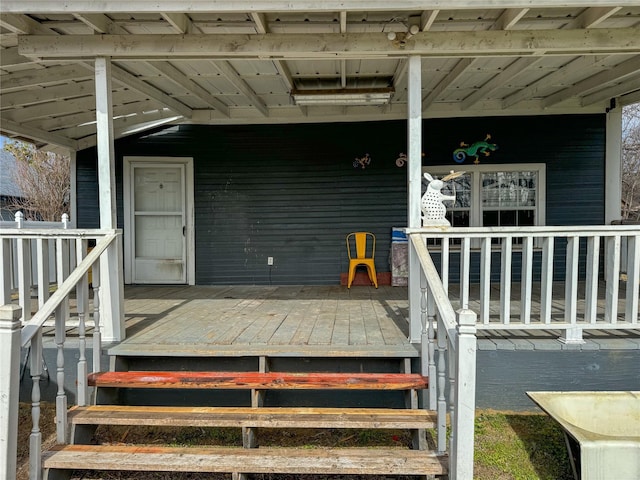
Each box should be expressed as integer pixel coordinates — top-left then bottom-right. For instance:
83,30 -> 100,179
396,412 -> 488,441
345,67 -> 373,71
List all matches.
424,163 -> 546,228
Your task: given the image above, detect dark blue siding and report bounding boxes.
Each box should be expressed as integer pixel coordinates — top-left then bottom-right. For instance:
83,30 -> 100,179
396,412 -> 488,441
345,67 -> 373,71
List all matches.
76,114 -> 606,285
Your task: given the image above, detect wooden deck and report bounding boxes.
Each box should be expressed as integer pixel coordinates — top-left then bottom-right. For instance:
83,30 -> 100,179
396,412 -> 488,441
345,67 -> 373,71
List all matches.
110,285 -> 418,358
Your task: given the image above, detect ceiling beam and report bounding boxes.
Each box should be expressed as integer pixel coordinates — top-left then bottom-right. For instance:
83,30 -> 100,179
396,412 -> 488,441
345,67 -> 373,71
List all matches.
619,88 -> 640,106
214,61 -> 269,116
422,58 -> 474,110
461,57 -> 543,110
543,55 -> 640,108
18,29 -> 640,60
0,117 -> 78,149
144,61 -> 230,116
109,63 -> 194,117
5,1 -> 639,14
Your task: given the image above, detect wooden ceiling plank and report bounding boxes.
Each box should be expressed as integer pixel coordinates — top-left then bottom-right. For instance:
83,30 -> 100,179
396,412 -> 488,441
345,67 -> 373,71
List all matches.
0,64 -> 92,91
0,46 -> 32,68
563,7 -> 622,29
0,13 -> 56,35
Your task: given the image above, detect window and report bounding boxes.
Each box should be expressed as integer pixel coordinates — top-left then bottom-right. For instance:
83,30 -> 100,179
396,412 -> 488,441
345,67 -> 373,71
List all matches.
423,163 -> 545,231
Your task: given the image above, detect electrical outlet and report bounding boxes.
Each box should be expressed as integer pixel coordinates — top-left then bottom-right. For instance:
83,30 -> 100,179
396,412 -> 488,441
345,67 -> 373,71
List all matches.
267,256 -> 274,266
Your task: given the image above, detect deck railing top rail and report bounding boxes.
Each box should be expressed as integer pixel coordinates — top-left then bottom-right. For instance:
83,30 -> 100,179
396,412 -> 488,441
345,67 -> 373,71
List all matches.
406,224 -> 640,238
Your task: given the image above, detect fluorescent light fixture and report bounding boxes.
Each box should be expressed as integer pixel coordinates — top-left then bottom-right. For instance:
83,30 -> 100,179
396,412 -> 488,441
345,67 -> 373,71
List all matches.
291,88 -> 394,106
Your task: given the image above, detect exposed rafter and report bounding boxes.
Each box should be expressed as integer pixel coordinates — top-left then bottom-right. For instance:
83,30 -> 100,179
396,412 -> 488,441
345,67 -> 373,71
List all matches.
214,61 -> 269,117
18,29 -> 640,60
72,13 -> 123,34
161,13 -> 191,34
0,13 -> 56,34
110,63 -> 194,118
420,10 -> 439,31
462,57 -> 543,110
501,55 -> 607,108
0,64 -> 93,92
543,55 -> 640,108
490,8 -> 529,30
563,7 -> 622,29
0,118 -> 78,150
422,58 -> 475,110
144,61 -> 230,116
581,75 -> 640,106
0,80 -> 96,108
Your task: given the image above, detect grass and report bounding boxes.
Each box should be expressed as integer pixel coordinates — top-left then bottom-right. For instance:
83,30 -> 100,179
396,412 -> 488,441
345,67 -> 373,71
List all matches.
17,403 -> 573,480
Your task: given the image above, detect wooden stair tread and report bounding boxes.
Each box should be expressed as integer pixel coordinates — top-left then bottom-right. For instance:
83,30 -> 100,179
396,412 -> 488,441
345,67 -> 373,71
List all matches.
44,444 -> 448,475
88,371 -> 428,390
69,405 -> 436,429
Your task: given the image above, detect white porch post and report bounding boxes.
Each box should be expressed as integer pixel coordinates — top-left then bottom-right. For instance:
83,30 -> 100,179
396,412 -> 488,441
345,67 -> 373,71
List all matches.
407,55 -> 423,342
95,57 -> 125,342
605,104 -> 622,224
0,304 -> 22,479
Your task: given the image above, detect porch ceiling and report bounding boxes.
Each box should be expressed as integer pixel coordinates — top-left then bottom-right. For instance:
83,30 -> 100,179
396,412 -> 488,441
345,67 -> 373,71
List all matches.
1,1 -> 639,152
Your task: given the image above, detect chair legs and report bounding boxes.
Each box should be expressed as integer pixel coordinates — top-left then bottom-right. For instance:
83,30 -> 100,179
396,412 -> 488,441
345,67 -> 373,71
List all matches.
347,261 -> 378,288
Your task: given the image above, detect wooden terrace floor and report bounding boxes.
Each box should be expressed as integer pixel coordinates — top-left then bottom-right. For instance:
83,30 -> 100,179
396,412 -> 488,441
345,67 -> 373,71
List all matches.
110,285 -> 418,358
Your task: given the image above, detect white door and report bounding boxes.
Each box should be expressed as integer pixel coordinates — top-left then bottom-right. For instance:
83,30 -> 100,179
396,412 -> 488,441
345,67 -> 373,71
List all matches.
131,164 -> 186,283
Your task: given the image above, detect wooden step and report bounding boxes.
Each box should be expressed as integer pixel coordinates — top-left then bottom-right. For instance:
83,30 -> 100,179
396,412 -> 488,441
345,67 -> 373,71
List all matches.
43,444 -> 448,477
88,371 -> 428,390
69,405 -> 437,429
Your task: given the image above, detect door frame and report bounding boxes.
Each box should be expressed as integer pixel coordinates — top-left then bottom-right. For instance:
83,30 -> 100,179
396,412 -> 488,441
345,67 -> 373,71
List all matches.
123,156 -> 195,285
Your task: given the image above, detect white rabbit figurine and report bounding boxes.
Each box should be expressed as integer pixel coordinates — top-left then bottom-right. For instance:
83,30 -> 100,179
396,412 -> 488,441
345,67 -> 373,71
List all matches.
421,172 -> 459,226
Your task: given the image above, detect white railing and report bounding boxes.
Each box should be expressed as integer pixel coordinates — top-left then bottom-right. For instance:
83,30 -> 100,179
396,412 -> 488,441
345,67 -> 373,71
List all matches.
411,225 -> 639,343
410,234 -> 478,480
0,228 -> 119,480
0,212 -> 70,299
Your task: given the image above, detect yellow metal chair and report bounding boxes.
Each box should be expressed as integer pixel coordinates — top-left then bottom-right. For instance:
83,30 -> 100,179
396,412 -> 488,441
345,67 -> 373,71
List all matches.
346,232 -> 378,288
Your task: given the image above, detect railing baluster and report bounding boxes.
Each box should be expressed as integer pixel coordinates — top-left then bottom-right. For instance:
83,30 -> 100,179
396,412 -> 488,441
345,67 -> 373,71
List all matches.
480,237 -> 491,325
55,304 -> 67,443
625,235 -> 639,324
17,234 -> 32,323
36,238 -> 50,309
0,238 -> 11,305
500,237 -> 512,325
76,240 -> 89,406
521,236 -> 533,324
605,235 -> 621,323
447,340 -> 456,464
564,236 -> 579,325
29,331 -> 43,480
585,235 -> 600,323
460,236 -> 471,309
441,237 -> 449,296
426,285 -> 437,410
540,236 -> 554,324
92,260 -> 102,373
436,314 -> 447,454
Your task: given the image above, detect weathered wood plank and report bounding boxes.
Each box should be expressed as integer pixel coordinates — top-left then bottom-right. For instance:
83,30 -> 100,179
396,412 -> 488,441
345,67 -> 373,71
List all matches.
43,444 -> 448,475
69,405 -> 436,429
88,371 -> 429,390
